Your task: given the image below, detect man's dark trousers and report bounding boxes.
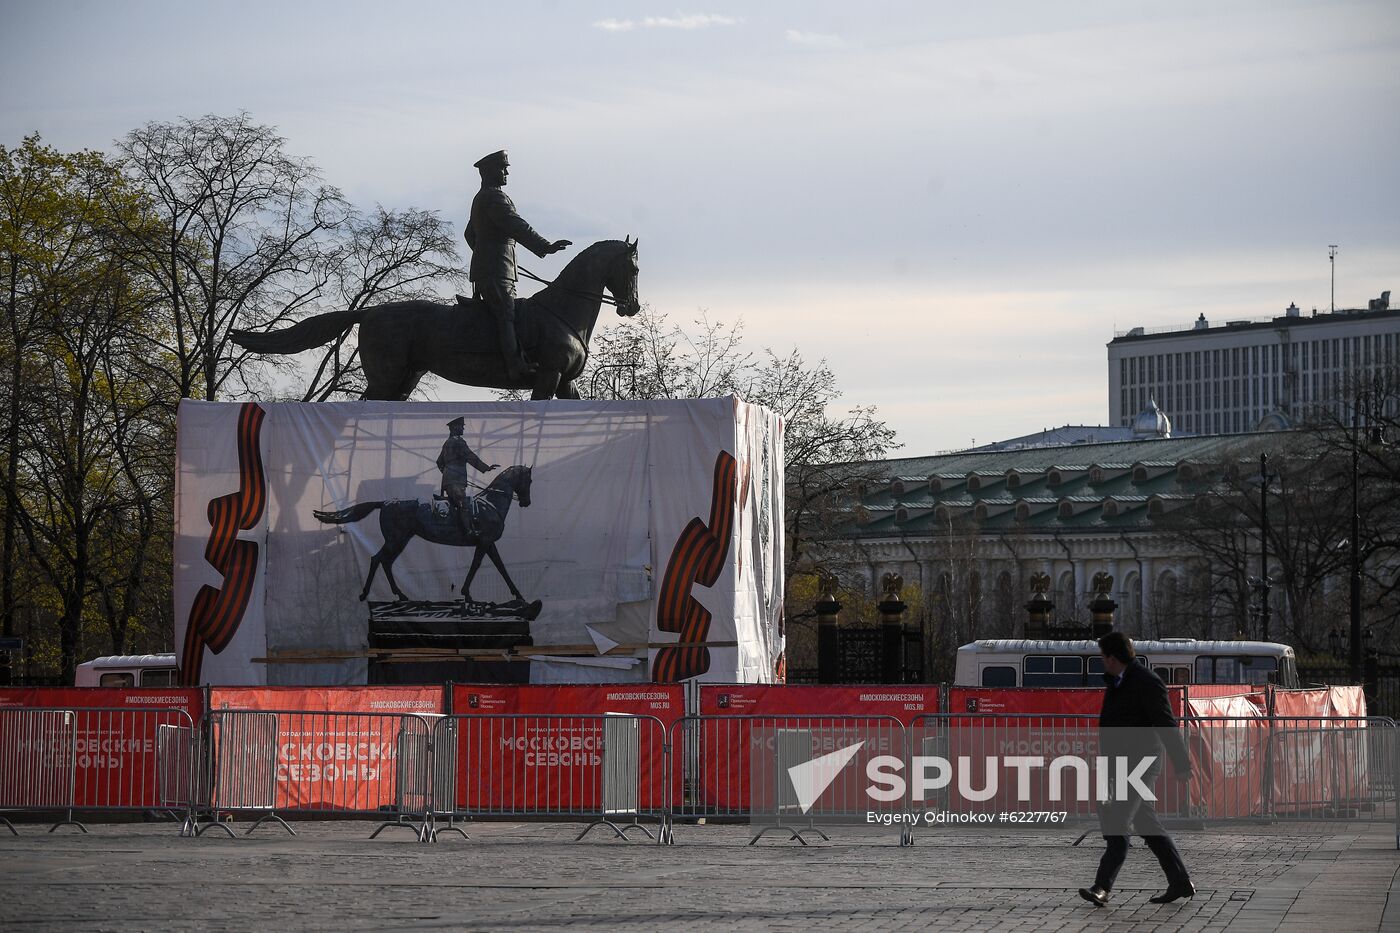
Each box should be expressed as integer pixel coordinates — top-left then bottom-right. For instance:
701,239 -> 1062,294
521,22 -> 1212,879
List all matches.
1094,764 -> 1189,892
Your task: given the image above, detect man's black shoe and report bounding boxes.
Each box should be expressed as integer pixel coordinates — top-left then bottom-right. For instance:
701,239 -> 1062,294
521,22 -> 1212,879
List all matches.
1149,882 -> 1195,904
1078,886 -> 1109,907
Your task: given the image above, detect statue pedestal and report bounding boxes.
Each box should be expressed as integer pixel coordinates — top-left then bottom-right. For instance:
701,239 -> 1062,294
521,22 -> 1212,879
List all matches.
366,599 -> 535,684
367,599 -> 536,650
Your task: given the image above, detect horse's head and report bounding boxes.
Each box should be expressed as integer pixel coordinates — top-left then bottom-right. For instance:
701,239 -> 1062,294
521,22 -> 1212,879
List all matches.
512,465 -> 533,508
607,237 -> 641,318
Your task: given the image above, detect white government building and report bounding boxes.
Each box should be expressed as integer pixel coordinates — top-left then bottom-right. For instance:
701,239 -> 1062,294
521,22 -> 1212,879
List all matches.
1108,297 -> 1399,436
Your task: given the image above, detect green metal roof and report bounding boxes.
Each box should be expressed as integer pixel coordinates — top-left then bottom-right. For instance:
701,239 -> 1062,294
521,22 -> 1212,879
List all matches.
837,430 -> 1308,538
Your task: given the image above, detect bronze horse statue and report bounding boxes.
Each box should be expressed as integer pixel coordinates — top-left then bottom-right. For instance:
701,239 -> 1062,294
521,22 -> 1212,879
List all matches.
232,239 -> 641,400
313,465 -> 533,603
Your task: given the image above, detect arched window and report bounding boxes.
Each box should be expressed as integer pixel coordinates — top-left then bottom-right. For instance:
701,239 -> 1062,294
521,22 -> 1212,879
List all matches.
1121,571 -> 1142,634
1057,570 -> 1076,619
1152,570 -> 1180,635
993,571 -> 1015,637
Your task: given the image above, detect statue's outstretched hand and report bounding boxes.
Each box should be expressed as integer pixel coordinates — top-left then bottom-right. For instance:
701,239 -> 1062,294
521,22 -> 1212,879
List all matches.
548,239 -> 572,254
489,464 -> 500,471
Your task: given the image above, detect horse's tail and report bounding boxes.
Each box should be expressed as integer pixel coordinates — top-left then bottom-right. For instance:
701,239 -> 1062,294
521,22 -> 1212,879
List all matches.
313,501 -> 382,524
232,308 -> 366,355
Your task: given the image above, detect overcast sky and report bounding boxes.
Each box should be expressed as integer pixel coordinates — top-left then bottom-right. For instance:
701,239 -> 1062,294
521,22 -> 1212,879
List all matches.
3,0 -> 1397,453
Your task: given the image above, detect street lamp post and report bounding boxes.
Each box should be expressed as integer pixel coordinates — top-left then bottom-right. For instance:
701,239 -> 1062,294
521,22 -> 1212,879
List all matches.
1259,453 -> 1272,642
1349,397 -> 1363,683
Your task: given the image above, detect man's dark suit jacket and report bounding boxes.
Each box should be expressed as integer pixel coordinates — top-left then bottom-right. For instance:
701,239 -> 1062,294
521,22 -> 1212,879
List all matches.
1099,662 -> 1191,776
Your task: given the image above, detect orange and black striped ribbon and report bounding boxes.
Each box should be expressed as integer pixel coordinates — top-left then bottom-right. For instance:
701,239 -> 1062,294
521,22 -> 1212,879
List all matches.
180,403 -> 267,686
653,451 -> 746,683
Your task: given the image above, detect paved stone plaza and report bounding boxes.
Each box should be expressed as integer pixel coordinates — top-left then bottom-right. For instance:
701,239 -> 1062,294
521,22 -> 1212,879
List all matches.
1,819 -> 1396,931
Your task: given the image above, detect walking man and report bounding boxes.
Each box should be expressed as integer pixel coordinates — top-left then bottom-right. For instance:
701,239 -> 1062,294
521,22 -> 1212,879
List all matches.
463,150 -> 571,380
437,417 -> 497,537
1079,631 -> 1196,907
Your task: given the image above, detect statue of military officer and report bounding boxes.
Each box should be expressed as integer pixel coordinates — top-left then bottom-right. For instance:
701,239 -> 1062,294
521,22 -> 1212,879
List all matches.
437,416 -> 498,535
463,150 -> 572,380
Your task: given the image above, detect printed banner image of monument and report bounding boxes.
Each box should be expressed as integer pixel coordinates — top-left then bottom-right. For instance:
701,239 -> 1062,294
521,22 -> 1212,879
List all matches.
173,399 -> 785,687
310,452 -> 542,681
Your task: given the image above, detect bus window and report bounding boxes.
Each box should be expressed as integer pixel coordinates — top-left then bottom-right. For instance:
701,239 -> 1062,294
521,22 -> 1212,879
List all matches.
1195,656 -> 1213,683
99,672 -> 135,687
980,665 -> 1017,687
140,669 -> 176,687
1024,655 -> 1083,687
1157,666 -> 1190,685
1239,656 -> 1278,685
1087,656 -> 1104,677
1194,655 -> 1277,685
1214,657 -> 1241,683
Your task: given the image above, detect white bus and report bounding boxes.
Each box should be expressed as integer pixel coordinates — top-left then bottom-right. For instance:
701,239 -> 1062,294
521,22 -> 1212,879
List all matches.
955,639 -> 1298,689
74,653 -> 179,688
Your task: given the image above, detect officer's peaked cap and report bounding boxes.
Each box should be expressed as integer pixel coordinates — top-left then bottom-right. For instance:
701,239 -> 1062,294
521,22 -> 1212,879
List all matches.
447,416 -> 465,430
473,150 -> 508,170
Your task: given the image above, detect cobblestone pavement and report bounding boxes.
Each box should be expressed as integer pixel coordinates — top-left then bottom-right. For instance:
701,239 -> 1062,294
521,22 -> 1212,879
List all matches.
0,818 -> 1396,931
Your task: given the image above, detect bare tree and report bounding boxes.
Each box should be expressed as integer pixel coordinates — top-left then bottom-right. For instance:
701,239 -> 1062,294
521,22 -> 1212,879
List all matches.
1157,441 -> 1372,650
1296,364 -> 1400,646
116,113 -> 349,403
299,206 -> 462,401
573,307 -> 898,585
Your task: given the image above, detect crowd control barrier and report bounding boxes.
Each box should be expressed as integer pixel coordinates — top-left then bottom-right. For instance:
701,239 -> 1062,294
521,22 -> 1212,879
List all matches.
430,713 -> 670,842
1183,714 -> 1398,842
907,713 -> 1175,827
193,709 -> 436,840
1,687 -> 1392,850
665,714 -> 910,845
0,706 -> 197,833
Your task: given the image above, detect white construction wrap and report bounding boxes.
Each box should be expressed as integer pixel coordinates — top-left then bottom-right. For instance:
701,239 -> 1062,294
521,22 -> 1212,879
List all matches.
174,398 -> 784,686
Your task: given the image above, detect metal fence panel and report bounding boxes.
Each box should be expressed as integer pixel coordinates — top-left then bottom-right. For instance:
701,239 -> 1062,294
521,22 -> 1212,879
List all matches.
0,709 -> 75,810
430,713 -> 668,841
0,706 -> 196,834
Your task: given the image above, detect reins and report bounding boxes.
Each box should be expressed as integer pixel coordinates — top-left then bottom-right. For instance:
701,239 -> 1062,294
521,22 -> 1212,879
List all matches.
518,266 -> 617,306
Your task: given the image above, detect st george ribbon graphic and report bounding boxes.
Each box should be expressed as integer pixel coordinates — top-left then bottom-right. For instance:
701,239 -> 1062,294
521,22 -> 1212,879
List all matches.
652,451 -> 746,682
180,403 -> 267,685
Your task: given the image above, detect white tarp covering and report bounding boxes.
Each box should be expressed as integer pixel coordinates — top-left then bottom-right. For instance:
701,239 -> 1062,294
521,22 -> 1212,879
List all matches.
174,398 -> 783,686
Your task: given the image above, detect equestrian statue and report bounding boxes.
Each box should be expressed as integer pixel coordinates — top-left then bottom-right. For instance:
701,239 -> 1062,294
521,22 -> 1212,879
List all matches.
231,149 -> 640,401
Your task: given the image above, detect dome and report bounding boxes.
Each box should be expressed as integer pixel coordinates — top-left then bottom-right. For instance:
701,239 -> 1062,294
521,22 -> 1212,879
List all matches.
1255,410 -> 1292,432
1131,398 -> 1172,439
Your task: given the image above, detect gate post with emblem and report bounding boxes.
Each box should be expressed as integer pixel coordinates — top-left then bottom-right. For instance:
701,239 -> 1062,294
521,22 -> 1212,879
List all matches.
878,573 -> 907,684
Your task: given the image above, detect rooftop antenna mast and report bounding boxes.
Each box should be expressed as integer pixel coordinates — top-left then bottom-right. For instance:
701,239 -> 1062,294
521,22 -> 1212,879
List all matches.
1329,245 -> 1338,312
